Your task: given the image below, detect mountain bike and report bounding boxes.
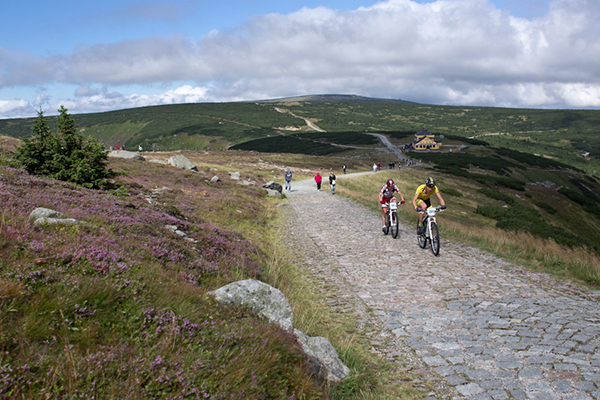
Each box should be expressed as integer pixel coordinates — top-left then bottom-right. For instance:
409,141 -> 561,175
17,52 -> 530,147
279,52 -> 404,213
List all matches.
416,206 -> 446,256
383,200 -> 400,239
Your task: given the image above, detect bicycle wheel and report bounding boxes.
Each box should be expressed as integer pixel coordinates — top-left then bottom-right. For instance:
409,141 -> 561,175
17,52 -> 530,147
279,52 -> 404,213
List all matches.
417,220 -> 427,248
430,222 -> 440,256
383,214 -> 390,235
391,212 -> 399,238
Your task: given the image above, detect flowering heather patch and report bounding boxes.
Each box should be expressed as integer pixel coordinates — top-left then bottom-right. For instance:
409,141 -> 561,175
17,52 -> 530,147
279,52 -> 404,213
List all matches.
0,156 -> 325,399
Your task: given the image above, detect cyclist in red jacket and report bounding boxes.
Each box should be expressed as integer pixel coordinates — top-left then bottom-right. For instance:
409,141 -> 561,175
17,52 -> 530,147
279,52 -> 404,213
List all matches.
379,179 -> 405,232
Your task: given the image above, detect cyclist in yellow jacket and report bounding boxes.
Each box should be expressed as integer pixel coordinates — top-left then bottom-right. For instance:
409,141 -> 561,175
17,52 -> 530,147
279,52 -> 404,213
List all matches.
412,177 -> 446,234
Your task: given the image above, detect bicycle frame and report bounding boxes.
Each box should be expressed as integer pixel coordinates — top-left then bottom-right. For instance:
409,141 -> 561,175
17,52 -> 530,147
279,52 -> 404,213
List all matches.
418,206 -> 444,255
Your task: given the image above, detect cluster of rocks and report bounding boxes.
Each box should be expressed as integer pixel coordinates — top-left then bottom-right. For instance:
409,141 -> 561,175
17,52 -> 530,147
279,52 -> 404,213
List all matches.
262,181 -> 283,198
527,180 -> 562,190
209,279 -> 350,383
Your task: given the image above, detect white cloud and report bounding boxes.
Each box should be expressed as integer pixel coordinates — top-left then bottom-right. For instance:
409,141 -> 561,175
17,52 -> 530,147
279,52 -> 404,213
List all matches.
1,0 -> 599,118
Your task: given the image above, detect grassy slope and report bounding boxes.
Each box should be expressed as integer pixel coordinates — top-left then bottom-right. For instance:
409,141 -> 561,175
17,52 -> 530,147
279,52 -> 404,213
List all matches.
0,143 -> 428,399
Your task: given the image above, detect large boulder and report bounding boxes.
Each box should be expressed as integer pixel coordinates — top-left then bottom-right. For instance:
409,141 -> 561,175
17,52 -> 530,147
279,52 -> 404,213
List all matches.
294,329 -> 351,383
168,155 -> 197,171
108,150 -> 145,161
209,279 -> 350,383
263,181 -> 282,193
209,279 -> 293,332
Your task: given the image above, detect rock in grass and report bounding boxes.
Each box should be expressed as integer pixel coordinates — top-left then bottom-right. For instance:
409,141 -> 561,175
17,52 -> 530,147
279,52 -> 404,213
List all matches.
168,155 -> 197,171
294,329 -> 351,383
263,181 -> 282,193
209,279 -> 293,332
209,279 -> 350,383
108,150 -> 145,161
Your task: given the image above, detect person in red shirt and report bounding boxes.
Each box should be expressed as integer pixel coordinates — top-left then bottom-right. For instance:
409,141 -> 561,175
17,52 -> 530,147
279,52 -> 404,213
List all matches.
379,179 -> 405,232
314,172 -> 322,191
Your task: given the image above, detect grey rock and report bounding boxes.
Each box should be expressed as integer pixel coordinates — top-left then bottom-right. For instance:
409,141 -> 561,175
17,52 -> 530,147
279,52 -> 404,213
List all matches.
266,189 -> 282,198
263,181 -> 282,193
168,155 -> 197,171
294,328 -> 350,383
210,176 -> 220,183
209,279 -> 293,332
29,207 -> 62,221
29,207 -> 82,227
34,217 -> 79,227
229,171 -> 241,180
108,150 -> 145,161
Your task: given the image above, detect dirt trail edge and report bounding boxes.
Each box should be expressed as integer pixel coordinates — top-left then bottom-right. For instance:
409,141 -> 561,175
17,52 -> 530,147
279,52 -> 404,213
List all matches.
280,174 -> 600,400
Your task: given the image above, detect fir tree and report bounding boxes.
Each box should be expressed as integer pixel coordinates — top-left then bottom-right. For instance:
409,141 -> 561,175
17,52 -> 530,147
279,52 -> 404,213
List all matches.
15,106 -> 114,189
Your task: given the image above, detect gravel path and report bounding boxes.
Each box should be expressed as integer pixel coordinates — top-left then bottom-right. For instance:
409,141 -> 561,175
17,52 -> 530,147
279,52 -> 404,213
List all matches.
280,174 -> 600,400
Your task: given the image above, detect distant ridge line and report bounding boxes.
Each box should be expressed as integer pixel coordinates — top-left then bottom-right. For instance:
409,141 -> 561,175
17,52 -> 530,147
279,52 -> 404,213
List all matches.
254,94 -> 415,103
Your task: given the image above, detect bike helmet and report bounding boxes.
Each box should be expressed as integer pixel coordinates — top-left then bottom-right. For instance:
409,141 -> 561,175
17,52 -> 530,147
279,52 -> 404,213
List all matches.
425,177 -> 435,188
387,179 -> 394,187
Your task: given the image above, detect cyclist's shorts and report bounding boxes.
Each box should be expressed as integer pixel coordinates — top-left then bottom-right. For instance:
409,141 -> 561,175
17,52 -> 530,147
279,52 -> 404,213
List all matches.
417,198 -> 431,209
381,197 -> 396,208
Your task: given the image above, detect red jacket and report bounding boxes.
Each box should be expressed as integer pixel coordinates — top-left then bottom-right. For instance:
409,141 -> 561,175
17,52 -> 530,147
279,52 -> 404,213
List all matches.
314,174 -> 322,183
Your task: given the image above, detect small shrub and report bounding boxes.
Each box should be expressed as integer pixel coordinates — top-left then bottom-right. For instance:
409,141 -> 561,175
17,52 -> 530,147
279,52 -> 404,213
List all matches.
440,188 -> 462,197
477,188 -> 515,205
533,200 -> 557,214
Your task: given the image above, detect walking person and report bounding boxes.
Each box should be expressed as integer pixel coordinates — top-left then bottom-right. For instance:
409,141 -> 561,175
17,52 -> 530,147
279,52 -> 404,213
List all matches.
314,172 -> 322,191
343,164 -> 346,174
284,169 -> 292,192
329,172 -> 336,195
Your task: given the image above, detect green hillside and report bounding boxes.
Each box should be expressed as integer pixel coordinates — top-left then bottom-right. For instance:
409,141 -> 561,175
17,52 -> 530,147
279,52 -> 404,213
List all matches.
1,96 -> 599,174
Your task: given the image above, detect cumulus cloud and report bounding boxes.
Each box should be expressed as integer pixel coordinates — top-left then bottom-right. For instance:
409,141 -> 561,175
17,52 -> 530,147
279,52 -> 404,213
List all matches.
1,0 -> 599,118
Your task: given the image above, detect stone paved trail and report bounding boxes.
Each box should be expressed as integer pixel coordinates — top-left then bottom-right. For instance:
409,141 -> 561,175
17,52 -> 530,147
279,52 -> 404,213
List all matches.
281,174 -> 600,400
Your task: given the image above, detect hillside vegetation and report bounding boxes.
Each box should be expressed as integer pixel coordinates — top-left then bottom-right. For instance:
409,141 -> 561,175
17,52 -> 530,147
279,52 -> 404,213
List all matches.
1,96 -> 599,174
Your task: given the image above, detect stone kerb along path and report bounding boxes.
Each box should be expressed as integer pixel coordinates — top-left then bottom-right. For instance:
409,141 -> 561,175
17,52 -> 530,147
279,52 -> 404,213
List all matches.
281,173 -> 600,400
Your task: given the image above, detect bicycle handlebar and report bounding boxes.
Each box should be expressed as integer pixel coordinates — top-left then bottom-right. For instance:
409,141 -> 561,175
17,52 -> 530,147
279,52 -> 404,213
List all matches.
416,206 -> 446,212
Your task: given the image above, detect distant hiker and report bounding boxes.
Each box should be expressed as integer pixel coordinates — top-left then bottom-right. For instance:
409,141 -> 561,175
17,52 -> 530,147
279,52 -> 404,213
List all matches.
284,169 -> 292,192
343,164 -> 346,174
315,172 -> 322,191
329,172 -> 336,195
116,145 -> 120,150
138,145 -> 143,152
373,164 -> 377,173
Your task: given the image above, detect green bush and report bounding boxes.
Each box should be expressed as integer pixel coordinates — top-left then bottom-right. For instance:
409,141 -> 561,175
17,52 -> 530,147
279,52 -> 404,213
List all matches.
15,107 -> 114,189
477,188 -> 515,205
440,188 -> 462,197
533,200 -> 557,214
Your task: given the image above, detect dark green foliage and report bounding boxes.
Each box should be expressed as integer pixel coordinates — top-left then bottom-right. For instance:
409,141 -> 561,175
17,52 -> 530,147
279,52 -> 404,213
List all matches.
440,188 -> 462,197
558,187 -> 600,218
533,200 -> 557,214
477,188 -> 515,205
443,134 -> 489,146
293,131 -> 379,146
569,178 -> 600,203
15,107 -> 114,189
475,205 -> 592,250
493,147 -> 576,171
410,151 -> 517,175
230,135 -> 347,155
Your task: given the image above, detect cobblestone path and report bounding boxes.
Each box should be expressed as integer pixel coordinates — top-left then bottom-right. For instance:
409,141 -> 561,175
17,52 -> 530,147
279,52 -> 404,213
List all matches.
281,175 -> 600,400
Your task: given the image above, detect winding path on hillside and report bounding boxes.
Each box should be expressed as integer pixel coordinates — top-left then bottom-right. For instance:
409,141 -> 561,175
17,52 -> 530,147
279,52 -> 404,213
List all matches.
280,173 -> 600,400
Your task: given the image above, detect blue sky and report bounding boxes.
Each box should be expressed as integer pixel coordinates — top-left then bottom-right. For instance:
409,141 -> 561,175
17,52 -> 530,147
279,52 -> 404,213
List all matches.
1,0 -> 598,119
